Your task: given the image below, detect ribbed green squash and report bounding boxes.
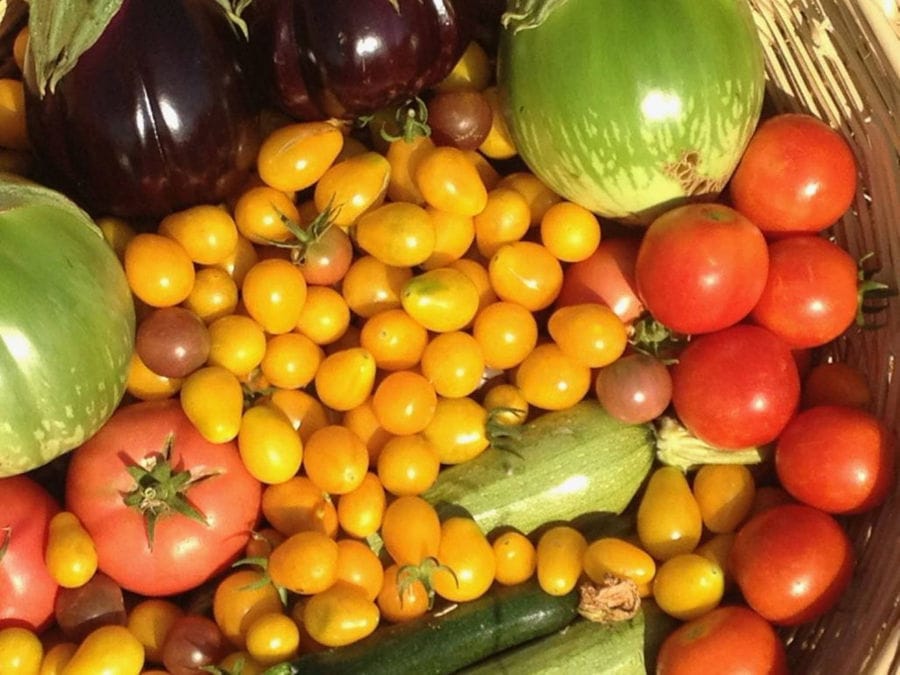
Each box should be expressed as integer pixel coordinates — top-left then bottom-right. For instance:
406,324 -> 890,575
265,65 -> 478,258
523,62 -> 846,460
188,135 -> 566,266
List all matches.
498,0 -> 765,224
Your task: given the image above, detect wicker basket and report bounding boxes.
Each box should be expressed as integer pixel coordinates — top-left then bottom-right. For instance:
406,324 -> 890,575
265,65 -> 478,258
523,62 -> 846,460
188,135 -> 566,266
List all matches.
747,1 -> 899,673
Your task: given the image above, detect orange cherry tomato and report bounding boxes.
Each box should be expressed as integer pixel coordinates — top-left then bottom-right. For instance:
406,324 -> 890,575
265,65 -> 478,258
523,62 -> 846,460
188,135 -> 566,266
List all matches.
257,121 -> 344,193
401,266 -> 480,333
335,539 -> 385,602
540,200 -> 602,262
380,495 -> 441,566
314,151 -> 390,228
489,241 -> 563,311
233,185 -> 298,244
536,526 -> 587,596
377,563 -> 430,623
314,347 -> 377,412
371,370 -> 438,435
421,208 -> 475,270
492,531 -> 537,586
303,424 -> 370,495
336,472 -> 386,539
415,146 -> 488,216
342,398 -> 393,463
241,258 -> 308,335
422,396 -> 489,464
514,342 -> 592,411
268,531 -> 339,595
359,308 -> 429,371
432,517 -> 496,602
262,475 -> 339,538
420,331 -> 486,398
376,434 -> 441,497
547,302 -> 628,368
124,232 -> 196,307
473,187 -> 531,258
472,300 -> 539,370
341,255 -> 412,319
355,201 -> 436,267
158,204 -> 239,265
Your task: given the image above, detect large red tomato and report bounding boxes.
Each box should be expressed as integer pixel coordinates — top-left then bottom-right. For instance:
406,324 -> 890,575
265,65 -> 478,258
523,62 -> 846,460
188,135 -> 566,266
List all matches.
750,235 -> 859,348
728,113 -> 858,234
634,204 -> 768,335
776,405 -> 894,514
656,605 -> 788,675
670,324 -> 800,449
66,399 -> 263,596
0,475 -> 60,631
730,503 -> 853,625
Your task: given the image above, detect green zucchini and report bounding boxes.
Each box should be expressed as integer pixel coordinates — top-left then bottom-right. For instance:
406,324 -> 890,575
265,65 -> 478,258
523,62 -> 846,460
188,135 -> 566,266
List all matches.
277,581 -> 580,675
423,400 -> 656,536
460,601 -> 679,675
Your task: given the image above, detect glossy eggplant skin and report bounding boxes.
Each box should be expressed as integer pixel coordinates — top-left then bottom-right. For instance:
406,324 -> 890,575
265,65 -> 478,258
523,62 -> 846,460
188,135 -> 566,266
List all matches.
23,0 -> 260,219
248,0 -> 467,121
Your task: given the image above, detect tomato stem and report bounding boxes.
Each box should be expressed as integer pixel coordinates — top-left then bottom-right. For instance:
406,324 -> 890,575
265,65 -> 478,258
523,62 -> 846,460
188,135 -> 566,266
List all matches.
856,252 -> 896,328
378,97 -> 432,144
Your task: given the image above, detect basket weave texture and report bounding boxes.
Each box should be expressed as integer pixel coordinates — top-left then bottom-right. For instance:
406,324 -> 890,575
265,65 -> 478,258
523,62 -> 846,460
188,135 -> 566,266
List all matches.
748,1 -> 899,673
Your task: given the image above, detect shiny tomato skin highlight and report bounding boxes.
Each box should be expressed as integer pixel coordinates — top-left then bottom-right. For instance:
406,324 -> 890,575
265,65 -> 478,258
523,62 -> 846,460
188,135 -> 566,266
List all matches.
0,475 -> 60,631
729,503 -> 853,626
775,405 -> 894,514
635,203 -> 768,335
671,324 -> 800,449
656,605 -> 788,675
66,400 -> 263,596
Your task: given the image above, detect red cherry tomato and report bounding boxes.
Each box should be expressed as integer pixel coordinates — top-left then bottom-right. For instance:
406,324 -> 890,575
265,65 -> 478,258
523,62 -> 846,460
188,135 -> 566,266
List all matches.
750,235 -> 859,348
635,204 -> 768,335
775,405 -> 894,514
656,605 -> 789,675
729,503 -> 853,625
729,113 -> 858,234
670,324 -> 800,449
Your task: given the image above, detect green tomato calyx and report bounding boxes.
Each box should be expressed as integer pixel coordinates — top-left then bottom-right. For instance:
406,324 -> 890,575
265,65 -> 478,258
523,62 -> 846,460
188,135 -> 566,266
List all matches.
122,434 -> 219,550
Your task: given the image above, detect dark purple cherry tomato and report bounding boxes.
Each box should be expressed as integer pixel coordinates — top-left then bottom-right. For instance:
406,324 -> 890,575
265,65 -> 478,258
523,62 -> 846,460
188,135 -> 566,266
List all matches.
595,352 -> 672,424
135,306 -> 211,379
427,89 -> 493,150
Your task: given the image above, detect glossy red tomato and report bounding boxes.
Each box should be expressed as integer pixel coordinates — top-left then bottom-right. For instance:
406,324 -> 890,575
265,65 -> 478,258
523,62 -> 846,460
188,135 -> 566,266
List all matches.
0,475 -> 60,631
729,503 -> 853,625
670,324 -> 800,449
656,605 -> 788,675
555,236 -> 644,324
66,400 -> 263,596
750,235 -> 859,348
635,204 -> 768,335
775,405 -> 894,514
729,113 -> 858,234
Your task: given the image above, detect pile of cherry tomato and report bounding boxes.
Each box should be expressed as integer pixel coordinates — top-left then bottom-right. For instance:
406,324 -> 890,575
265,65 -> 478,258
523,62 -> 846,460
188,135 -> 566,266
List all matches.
0,30 -> 896,675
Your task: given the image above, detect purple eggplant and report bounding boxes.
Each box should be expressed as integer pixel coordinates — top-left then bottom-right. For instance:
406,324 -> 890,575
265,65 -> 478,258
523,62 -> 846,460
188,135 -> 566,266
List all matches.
246,0 -> 469,121
23,0 -> 260,219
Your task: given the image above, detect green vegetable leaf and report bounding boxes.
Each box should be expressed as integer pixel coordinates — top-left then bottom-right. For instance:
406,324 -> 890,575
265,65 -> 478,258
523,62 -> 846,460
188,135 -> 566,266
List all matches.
26,0 -> 125,96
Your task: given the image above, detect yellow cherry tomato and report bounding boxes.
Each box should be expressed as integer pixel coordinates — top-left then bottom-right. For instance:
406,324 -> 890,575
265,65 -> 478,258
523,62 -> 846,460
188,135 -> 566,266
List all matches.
233,185 -> 298,244
420,331 -> 485,398
432,517 -> 496,602
207,314 -> 267,377
303,424 -> 370,495
60,625 -> 144,675
96,216 -> 136,261
472,300 -> 539,370
540,201 -> 602,262
0,78 -> 29,151
498,171 -> 562,226
435,41 -> 491,92
448,257 -> 498,318
217,651 -> 265,675
126,351 -> 182,401
422,396 -> 489,464
385,135 -> 434,204
241,258 -> 308,335
582,538 -> 657,597
257,121 -> 344,193
39,642 -> 77,675
401,266 -> 480,333
262,475 -> 338,538
303,582 -> 380,648
371,370 -> 438,435
637,466 -> 704,561
183,267 -> 239,323
340,255 -> 412,319
489,241 -> 563,311
692,464 -> 756,534
478,86 -> 517,160
45,512 -> 98,589
483,383 -> 529,426
180,365 -> 244,443
359,308 -> 429,371
514,342 -> 591,411
0,626 -> 42,675
259,332 -> 323,389
380,495 -> 441,566
421,207 -> 475,270
342,398 -> 392,463
473,187 -> 531,258
376,433 -> 441,497
335,539 -> 385,602
124,233 -> 196,307
126,599 -> 184,663
696,532 -> 737,591
415,146 -> 488,216
12,27 -> 28,73
295,285 -> 351,345
158,205 -> 239,265
652,553 -> 725,620
238,404 -> 304,485
269,531 -> 339,595
336,472 -> 386,539
267,387 -> 332,444
536,526 -> 587,596
213,234 -> 259,287
377,563 -> 430,623
355,201 -> 436,267
314,347 -> 377,412
244,612 -> 300,666
314,151 -> 390,228
492,531 -> 537,586
547,303 -> 628,368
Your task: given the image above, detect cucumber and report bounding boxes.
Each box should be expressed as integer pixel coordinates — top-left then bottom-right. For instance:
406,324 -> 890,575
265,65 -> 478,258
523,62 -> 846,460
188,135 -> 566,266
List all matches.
460,601 -> 679,675
423,400 -> 655,536
277,581 -> 580,675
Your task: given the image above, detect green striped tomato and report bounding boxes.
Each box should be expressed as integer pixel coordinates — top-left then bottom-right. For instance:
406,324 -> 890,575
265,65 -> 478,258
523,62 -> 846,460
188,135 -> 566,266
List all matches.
0,177 -> 135,476
498,0 -> 765,224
